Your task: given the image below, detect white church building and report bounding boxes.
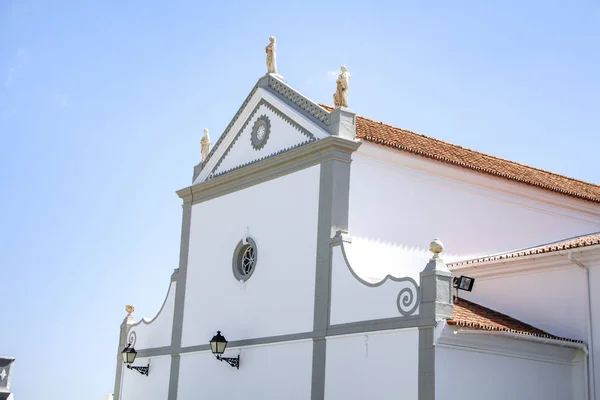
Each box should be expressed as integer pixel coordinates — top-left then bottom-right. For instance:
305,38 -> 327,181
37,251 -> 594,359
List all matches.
111,38 -> 600,400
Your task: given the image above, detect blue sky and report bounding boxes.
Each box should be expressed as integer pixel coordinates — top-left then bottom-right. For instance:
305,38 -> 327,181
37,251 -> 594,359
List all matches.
1,1 -> 599,399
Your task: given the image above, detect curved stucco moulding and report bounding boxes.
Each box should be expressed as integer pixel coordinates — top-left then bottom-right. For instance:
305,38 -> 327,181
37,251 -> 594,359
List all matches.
331,230 -> 420,317
126,269 -> 178,350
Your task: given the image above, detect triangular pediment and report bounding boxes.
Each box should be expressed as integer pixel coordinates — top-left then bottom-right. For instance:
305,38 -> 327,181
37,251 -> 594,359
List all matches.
193,75 -> 341,184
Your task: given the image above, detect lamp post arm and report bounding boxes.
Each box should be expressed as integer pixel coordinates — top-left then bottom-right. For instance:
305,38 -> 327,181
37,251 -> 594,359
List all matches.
127,364 -> 150,376
216,355 -> 240,369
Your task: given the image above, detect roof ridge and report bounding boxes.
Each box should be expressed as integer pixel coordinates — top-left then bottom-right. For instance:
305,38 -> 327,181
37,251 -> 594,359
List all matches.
355,113 -> 600,191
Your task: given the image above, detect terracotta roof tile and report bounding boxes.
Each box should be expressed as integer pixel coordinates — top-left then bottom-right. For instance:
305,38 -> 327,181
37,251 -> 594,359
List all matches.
449,232 -> 600,267
449,297 -> 581,342
320,105 -> 600,203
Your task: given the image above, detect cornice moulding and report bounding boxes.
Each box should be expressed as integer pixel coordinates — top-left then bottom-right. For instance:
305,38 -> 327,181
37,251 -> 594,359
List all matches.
450,245 -> 600,279
436,324 -> 583,365
177,136 -> 361,204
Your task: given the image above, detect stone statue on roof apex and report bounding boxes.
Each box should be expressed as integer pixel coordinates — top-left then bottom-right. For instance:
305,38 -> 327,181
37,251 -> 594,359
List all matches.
266,36 -> 281,78
201,128 -> 211,162
333,65 -> 350,108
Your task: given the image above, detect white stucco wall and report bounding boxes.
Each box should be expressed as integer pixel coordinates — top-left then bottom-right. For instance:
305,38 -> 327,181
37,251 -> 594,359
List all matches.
436,346 -> 582,400
119,356 -> 170,400
127,281 -> 176,349
347,143 -> 600,278
460,266 -> 588,341
182,165 -> 320,347
177,340 -> 313,399
325,329 -> 419,400
330,245 -> 419,324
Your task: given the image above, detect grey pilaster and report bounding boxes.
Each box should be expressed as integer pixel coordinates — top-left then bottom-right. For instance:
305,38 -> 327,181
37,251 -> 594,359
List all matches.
417,240 -> 453,400
326,107 -> 356,140
419,257 -> 453,323
113,315 -> 136,400
167,198 -> 193,400
192,162 -> 203,183
311,138 -> 359,400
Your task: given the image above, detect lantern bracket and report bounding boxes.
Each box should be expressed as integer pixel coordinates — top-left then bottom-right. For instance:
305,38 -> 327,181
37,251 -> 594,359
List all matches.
127,363 -> 150,376
216,354 -> 240,369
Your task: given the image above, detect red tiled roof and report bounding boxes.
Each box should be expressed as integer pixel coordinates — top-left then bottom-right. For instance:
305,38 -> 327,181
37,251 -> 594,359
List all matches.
449,232 -> 600,267
320,105 -> 600,203
449,297 -> 581,342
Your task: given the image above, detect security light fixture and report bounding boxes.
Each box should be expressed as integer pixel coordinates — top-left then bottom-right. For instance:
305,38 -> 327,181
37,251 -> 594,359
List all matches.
121,343 -> 149,376
209,331 -> 240,369
453,275 -> 475,292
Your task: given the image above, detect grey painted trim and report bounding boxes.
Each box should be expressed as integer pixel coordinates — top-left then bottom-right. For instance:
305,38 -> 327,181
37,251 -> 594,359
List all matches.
166,200 -> 193,400
133,318 -> 433,357
418,258 -> 453,324
326,107 -> 357,139
177,136 -> 360,205
209,98 -> 317,180
266,75 -> 330,126
417,257 -> 452,400
167,355 -> 180,400
112,355 -> 123,400
332,230 -> 420,316
136,346 -> 173,358
311,338 -> 327,400
328,315 -> 422,336
136,331 -> 318,357
310,145 -> 356,400
113,317 -> 133,400
183,331 -> 317,353
418,327 -> 435,400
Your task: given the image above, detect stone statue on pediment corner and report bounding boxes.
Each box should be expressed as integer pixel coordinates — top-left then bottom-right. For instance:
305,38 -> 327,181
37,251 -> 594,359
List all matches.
333,65 -> 350,108
201,128 -> 211,162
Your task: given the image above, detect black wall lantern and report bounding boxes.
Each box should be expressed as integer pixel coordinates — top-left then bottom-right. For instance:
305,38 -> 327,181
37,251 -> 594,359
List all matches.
209,331 -> 240,369
121,343 -> 150,376
453,275 -> 475,292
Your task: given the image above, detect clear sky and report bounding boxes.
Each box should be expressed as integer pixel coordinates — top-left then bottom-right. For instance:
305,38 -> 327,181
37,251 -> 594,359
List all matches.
1,1 -> 599,399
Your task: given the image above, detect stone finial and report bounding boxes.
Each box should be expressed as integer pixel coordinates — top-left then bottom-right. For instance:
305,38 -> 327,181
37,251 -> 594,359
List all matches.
125,305 -> 135,317
265,36 -> 279,76
201,128 -> 211,162
333,65 -> 350,108
429,238 -> 444,259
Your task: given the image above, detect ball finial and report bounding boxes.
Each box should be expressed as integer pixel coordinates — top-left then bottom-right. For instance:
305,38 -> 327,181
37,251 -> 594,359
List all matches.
429,238 -> 444,259
125,305 -> 135,316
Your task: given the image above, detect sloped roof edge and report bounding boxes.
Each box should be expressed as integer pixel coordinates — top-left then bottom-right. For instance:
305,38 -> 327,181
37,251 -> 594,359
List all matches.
448,232 -> 600,267
450,297 -> 581,343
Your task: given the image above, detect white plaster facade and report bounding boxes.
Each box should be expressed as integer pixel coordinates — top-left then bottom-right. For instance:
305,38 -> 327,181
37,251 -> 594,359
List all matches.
111,73 -> 600,400
183,165 -> 320,345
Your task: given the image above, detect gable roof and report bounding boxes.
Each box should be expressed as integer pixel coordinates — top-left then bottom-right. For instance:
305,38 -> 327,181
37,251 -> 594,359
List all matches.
449,231 -> 600,267
449,297 -> 580,343
321,105 -> 600,203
